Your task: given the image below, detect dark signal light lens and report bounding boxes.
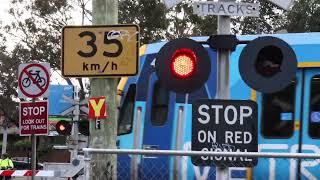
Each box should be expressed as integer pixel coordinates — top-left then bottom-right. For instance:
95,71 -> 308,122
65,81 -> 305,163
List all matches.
170,48 -> 197,79
239,36 -> 297,93
255,45 -> 283,77
79,120 -> 89,136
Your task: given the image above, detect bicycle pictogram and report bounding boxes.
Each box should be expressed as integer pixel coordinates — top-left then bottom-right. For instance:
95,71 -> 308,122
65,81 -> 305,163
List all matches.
22,70 -> 47,88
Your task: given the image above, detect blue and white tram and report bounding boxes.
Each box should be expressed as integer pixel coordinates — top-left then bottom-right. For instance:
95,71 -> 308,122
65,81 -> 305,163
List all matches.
116,32 -> 320,180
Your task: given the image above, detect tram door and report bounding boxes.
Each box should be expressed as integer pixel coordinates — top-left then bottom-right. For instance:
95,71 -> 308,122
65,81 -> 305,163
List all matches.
254,68 -> 320,180
299,68 -> 320,180
139,73 -> 175,179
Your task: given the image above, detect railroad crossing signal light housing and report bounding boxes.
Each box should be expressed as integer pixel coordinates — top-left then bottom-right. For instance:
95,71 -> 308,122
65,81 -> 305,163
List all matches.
155,38 -> 211,93
56,120 -> 71,136
79,120 -> 89,136
239,36 -> 297,93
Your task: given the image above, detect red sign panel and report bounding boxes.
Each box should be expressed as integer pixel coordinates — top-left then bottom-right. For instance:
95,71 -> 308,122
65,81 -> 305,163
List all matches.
88,96 -> 107,120
19,101 -> 48,136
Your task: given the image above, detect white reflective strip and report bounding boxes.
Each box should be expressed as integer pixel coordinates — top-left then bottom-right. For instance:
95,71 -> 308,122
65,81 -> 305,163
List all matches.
35,170 -> 54,177
259,144 -> 288,151
11,170 -> 27,176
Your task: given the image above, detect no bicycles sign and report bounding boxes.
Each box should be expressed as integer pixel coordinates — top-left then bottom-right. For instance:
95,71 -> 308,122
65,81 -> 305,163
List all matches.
18,63 -> 50,99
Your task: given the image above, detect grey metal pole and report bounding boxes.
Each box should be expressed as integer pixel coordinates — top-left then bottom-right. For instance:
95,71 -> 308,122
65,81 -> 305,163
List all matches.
174,94 -> 188,180
31,98 -> 36,180
131,107 -> 142,180
31,134 -> 36,180
216,0 -> 233,179
72,87 -> 80,160
1,118 -> 7,155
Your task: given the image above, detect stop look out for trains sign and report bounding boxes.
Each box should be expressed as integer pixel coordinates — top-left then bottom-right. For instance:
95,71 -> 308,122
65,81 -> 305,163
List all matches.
19,101 -> 48,136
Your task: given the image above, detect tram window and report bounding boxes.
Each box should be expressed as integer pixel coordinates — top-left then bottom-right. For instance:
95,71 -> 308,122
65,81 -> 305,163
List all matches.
151,81 -> 169,126
309,75 -> 320,138
261,81 -> 295,138
118,84 -> 136,135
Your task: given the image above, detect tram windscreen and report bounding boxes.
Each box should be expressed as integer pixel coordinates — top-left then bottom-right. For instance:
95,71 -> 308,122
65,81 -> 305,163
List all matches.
261,81 -> 295,138
151,81 -> 169,126
118,84 -> 136,135
309,75 -> 320,138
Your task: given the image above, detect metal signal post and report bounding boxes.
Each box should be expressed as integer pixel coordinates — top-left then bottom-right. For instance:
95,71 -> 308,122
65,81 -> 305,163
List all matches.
216,0 -> 233,179
31,98 -> 36,180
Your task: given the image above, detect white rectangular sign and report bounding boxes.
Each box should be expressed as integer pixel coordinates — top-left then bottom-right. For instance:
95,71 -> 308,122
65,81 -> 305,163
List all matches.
193,2 -> 260,17
267,0 -> 294,10
163,0 -> 183,9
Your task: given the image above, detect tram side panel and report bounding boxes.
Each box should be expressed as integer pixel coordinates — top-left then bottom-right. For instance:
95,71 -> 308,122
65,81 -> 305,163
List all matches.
116,42 -> 254,179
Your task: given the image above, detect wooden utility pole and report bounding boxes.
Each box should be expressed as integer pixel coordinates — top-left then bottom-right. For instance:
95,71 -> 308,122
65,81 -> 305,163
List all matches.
90,0 -> 118,179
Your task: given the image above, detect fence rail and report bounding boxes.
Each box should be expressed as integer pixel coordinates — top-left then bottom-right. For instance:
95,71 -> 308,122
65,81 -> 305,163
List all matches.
83,148 -> 320,159
82,148 -> 320,180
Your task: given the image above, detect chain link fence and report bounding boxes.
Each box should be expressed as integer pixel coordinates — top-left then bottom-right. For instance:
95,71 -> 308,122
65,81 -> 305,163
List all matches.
83,148 -> 320,180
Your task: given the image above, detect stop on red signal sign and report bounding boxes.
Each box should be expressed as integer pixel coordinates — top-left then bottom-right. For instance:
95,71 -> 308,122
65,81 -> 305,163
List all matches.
19,101 -> 48,136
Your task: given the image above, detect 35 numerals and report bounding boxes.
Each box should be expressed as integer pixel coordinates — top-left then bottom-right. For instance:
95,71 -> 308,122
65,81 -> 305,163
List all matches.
77,31 -> 123,58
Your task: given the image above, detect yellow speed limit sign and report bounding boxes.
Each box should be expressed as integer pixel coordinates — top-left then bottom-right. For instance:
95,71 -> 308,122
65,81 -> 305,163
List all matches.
62,25 -> 139,77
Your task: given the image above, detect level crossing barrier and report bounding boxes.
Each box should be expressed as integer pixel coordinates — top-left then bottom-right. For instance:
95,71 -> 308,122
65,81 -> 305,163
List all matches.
0,170 -> 54,177
83,148 -> 320,180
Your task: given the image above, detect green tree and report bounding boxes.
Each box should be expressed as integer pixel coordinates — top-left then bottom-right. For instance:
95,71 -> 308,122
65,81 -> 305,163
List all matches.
119,0 -> 217,44
0,0 -> 95,137
0,49 -> 19,125
119,0 -> 169,44
286,0 -> 320,32
232,0 -> 286,35
233,0 -> 320,35
4,0 -> 74,83
166,0 -> 217,39
2,0 -> 92,99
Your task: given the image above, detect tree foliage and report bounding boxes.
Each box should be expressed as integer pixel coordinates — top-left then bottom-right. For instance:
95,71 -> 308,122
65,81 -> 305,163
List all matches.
0,0 -> 79,125
286,0 -> 320,32
119,0 -> 169,44
234,0 -> 320,34
119,0 -> 217,44
0,48 -> 18,124
232,0 -> 286,34
5,0 -> 72,68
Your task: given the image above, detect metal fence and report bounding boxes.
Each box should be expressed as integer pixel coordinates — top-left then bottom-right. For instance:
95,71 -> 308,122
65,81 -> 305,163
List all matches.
83,148 -> 320,180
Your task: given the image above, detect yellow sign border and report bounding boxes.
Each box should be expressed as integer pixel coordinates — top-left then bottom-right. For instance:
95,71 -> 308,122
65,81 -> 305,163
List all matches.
61,24 -> 140,78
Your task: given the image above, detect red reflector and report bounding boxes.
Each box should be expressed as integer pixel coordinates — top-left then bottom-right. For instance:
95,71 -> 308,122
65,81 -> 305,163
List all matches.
170,48 -> 197,78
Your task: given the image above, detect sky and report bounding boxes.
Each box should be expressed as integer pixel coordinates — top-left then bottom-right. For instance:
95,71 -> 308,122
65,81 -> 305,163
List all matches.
0,0 -> 11,21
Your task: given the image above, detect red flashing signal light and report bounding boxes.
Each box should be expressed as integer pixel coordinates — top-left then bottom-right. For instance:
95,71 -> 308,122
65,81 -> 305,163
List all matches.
155,38 -> 211,93
56,120 -> 71,136
170,48 -> 197,79
58,124 -> 66,131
